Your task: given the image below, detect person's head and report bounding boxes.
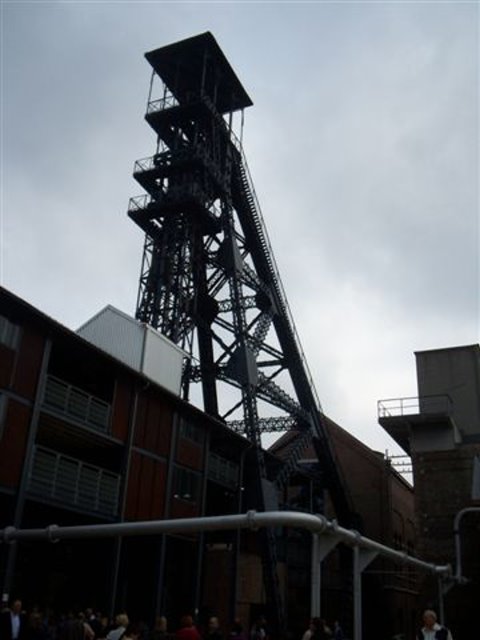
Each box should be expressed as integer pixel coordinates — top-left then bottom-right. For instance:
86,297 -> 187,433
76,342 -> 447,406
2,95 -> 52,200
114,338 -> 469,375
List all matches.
155,616 -> 168,632
311,618 -> 322,632
11,600 -> 22,615
422,610 -> 437,630
116,613 -> 130,628
208,617 -> 220,632
180,615 -> 193,629
29,613 -> 43,629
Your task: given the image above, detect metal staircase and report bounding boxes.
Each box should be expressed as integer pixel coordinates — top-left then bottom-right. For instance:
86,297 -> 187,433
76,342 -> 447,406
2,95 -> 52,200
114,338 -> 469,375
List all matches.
128,32 -> 353,637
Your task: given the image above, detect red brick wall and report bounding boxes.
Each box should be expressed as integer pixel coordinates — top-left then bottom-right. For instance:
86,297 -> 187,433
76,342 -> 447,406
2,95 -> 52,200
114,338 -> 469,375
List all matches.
0,344 -> 16,388
125,450 -> 167,520
134,393 -> 173,456
169,497 -> 199,519
12,328 -> 45,399
0,400 -> 31,487
111,377 -> 133,442
176,438 -> 203,470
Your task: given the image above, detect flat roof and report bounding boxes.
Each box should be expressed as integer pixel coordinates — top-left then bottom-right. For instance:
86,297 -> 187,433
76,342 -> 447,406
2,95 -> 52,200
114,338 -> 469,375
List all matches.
415,344 -> 479,356
145,31 -> 253,115
0,286 -> 251,449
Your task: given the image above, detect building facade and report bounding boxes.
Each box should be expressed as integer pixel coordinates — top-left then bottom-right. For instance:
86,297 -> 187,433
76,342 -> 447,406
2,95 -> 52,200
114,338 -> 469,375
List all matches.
0,286 -> 253,627
270,416 -> 418,640
2,286 -> 452,639
379,344 -> 480,639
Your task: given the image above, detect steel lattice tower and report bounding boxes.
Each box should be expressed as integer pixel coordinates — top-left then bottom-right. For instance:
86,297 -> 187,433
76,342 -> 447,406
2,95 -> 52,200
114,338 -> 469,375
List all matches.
128,32 -> 353,635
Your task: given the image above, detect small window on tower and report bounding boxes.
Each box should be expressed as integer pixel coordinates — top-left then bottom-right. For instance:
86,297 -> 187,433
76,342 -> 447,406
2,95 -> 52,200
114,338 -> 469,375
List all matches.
0,316 -> 20,350
179,417 -> 204,445
0,394 -> 7,440
173,466 -> 200,503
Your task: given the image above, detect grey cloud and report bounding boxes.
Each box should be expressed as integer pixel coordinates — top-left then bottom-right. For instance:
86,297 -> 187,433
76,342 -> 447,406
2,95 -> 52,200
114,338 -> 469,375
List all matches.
2,2 -> 478,456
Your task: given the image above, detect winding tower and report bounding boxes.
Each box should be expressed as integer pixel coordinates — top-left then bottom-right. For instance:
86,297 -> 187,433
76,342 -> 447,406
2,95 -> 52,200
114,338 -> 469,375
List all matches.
128,32 -> 353,633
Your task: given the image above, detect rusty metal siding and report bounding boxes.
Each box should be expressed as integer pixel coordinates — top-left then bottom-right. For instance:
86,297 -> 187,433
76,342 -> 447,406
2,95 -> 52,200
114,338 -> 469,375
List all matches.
0,400 -> 30,487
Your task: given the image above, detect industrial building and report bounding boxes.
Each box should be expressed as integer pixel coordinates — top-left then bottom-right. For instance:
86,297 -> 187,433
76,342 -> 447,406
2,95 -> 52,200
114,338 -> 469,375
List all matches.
1,30 -> 471,640
379,344 -> 480,639
271,417 -> 418,638
0,286 -> 253,626
0,285 -> 420,638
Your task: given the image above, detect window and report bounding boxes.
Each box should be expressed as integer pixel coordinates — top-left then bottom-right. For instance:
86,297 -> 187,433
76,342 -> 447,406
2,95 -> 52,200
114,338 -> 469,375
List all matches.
173,466 -> 200,503
0,394 -> 7,440
179,417 -> 204,445
208,452 -> 239,489
0,315 -> 20,350
392,509 -> 405,550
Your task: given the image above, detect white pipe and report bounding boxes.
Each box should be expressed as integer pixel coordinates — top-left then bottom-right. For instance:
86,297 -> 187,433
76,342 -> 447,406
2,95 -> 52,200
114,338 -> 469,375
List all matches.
1,510 -> 450,576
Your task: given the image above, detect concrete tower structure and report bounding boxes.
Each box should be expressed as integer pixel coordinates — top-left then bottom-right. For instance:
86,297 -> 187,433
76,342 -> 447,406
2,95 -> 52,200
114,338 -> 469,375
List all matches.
379,344 -> 480,638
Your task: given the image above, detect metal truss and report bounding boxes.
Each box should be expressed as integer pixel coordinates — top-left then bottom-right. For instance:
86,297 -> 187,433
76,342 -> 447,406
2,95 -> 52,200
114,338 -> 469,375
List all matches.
128,32 -> 355,637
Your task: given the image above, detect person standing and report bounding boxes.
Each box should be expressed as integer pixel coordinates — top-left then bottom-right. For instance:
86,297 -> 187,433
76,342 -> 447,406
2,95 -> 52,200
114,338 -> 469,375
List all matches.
332,621 -> 343,640
301,619 -> 314,640
175,616 -> 201,640
150,616 -> 168,640
0,599 -> 28,640
106,614 -> 129,640
25,612 -> 50,640
205,618 -> 223,640
249,616 -> 268,640
310,618 -> 331,640
228,619 -> 246,640
416,610 -> 453,640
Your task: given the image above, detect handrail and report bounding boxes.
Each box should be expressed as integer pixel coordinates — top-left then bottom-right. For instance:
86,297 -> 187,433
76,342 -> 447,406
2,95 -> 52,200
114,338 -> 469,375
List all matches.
234,140 -> 323,412
128,191 -> 223,220
378,394 -> 453,419
28,445 -> 120,516
43,375 -> 110,433
147,94 -> 180,113
139,89 -> 357,416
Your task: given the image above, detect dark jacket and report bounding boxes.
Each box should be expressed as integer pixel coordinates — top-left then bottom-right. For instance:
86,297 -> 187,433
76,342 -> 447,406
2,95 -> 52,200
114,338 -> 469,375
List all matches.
0,610 -> 28,640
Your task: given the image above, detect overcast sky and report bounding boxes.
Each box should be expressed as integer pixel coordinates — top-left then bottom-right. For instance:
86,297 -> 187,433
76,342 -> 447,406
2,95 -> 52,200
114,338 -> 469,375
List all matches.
1,1 -> 478,459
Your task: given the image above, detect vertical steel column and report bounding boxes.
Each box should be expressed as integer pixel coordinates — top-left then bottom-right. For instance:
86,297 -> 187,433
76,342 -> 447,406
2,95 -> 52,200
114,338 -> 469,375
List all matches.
437,576 -> 445,625
311,532 -> 341,618
230,446 -> 249,622
155,411 -> 180,616
352,546 -> 378,640
352,547 -> 361,640
1,338 -> 51,602
109,386 -> 139,619
311,534 -> 321,618
194,427 -> 211,618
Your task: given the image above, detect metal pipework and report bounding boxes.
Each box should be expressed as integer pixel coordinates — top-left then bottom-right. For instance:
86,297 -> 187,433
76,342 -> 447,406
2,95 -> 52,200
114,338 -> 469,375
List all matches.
1,511 -> 327,544
324,519 -> 450,575
1,510 -> 451,640
0,509 -> 450,575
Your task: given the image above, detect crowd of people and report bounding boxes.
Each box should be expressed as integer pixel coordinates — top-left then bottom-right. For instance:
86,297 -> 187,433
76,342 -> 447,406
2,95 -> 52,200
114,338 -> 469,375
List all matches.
300,618 -> 343,640
0,599 -> 452,640
0,601 -> 260,640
